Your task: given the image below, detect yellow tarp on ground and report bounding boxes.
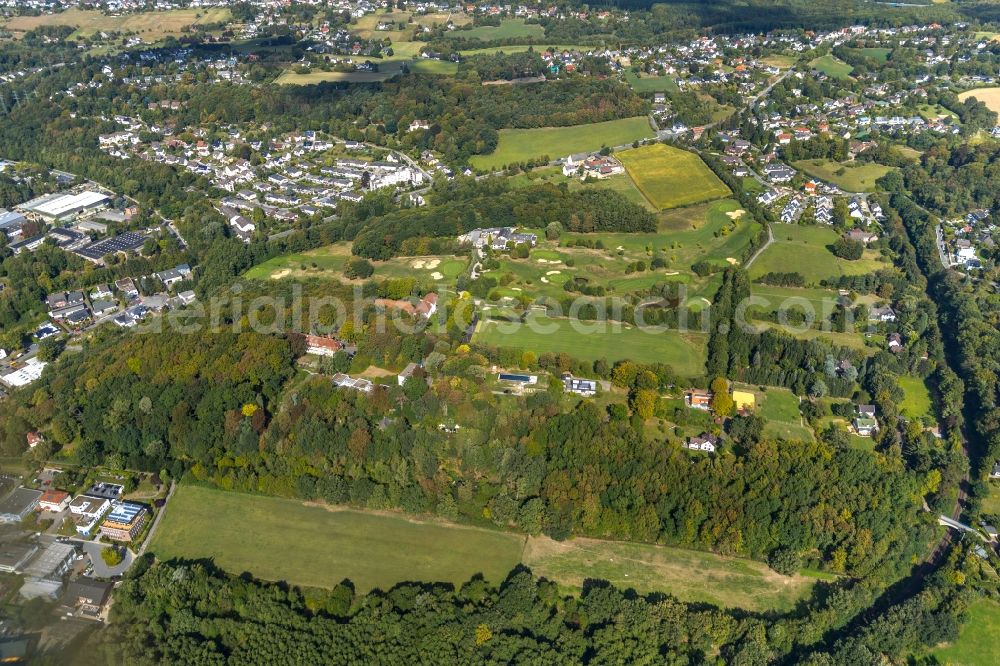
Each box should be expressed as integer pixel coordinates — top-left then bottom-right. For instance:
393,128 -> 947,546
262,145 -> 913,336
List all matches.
733,390 -> 756,410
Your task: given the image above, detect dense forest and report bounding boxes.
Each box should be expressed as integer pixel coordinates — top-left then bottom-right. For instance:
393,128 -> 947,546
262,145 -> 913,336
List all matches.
74,541 -> 989,666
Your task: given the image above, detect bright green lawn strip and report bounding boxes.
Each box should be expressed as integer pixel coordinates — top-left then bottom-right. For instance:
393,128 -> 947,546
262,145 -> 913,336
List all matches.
898,374 -> 933,419
474,315 -> 707,376
469,117 -> 654,170
150,485 -> 525,593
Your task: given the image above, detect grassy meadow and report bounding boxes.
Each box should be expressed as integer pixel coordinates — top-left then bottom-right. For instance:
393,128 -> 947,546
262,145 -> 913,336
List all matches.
458,18 -> 545,40
522,536 -> 818,612
793,159 -> 895,193
150,485 -> 526,592
617,144 -> 731,210
898,375 -> 933,420
748,224 -> 887,285
809,54 -> 854,80
469,117 -> 654,170
473,314 -> 708,375
153,485 -> 819,612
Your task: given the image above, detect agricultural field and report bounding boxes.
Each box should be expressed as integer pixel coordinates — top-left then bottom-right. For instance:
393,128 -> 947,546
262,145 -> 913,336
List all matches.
409,58 -> 459,75
2,7 -> 231,40
808,54 -> 854,80
898,375 -> 933,420
793,159 -> 895,192
473,314 -> 708,376
522,536 -> 817,612
243,242 -> 466,283
624,71 -> 679,92
617,144 -> 731,210
958,87 -> 1000,125
927,598 -> 1000,666
469,117 -> 654,170
748,224 -> 887,285
150,485 -> 526,592
458,18 -> 545,41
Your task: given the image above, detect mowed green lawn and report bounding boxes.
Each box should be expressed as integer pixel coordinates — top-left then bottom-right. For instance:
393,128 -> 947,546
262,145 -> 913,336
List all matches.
150,485 -> 525,592
523,536 -> 817,613
749,225 -> 887,285
469,117 -> 654,170
624,71 -> 679,92
898,375 -> 933,419
617,144 -> 731,210
793,159 -> 895,193
928,598 -> 1000,666
735,384 -> 812,441
809,54 -> 854,79
474,315 -> 707,376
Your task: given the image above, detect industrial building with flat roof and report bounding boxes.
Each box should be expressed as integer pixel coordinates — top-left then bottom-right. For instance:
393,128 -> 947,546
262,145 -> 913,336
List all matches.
100,502 -> 147,542
19,542 -> 76,600
0,487 -> 42,523
20,190 -> 109,222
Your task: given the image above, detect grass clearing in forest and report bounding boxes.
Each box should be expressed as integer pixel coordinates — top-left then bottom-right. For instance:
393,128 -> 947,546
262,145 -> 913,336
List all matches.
624,71 -> 679,92
617,144 -> 731,210
898,375 -> 933,419
469,117 -> 654,170
522,536 -> 817,612
150,485 -> 525,592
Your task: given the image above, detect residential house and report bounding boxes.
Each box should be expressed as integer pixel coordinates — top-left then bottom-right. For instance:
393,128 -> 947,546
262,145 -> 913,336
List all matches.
562,373 -> 597,396
686,389 -> 713,410
38,489 -> 70,512
685,433 -> 719,452
304,334 -> 343,357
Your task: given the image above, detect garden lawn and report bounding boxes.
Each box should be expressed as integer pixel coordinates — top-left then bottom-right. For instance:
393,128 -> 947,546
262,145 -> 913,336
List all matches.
469,117 -> 654,170
617,144 -> 731,210
735,384 -> 812,441
522,536 -> 817,613
793,159 -> 895,193
474,315 -> 707,376
748,225 -> 886,285
150,485 -> 525,593
898,375 -> 933,419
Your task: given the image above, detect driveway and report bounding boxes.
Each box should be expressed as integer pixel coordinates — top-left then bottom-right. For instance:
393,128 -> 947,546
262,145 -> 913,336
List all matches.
78,540 -> 133,578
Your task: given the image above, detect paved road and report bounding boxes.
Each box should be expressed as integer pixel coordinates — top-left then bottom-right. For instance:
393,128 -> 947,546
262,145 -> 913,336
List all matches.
137,481 -> 174,557
743,222 -> 774,269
